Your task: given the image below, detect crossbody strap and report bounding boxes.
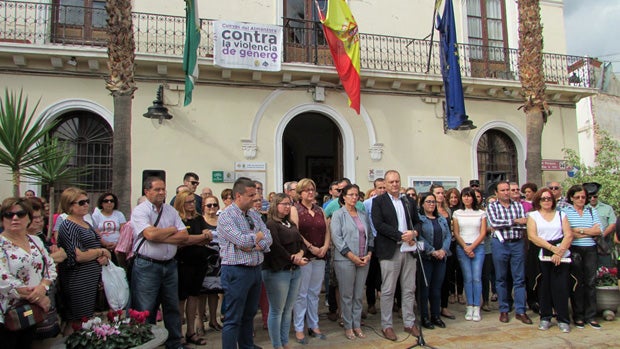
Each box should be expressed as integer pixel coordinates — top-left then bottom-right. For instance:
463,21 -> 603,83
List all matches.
133,205 -> 165,256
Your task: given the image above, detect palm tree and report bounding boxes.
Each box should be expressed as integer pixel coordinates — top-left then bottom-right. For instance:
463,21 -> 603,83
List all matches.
517,0 -> 550,186
0,89 -> 59,196
23,136 -> 90,239
106,0 -> 137,216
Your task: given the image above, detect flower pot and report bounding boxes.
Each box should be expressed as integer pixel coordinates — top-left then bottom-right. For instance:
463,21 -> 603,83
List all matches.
50,325 -> 168,349
596,285 -> 620,317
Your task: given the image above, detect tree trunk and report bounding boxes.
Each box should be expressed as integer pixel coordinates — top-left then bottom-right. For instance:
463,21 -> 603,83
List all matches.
106,0 -> 136,217
12,170 -> 20,197
526,108 -> 544,186
112,95 -> 132,216
518,0 -> 548,186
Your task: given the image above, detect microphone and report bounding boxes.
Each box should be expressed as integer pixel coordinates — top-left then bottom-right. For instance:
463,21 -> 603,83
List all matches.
400,193 -> 418,243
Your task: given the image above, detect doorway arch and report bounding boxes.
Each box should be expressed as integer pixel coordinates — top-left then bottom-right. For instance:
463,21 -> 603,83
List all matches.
275,103 -> 355,195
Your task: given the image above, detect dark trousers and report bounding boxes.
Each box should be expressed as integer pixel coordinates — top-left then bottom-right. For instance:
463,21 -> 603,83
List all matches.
365,252 -> 381,307
221,265 -> 262,349
570,245 -> 598,323
420,257 -> 447,319
482,253 -> 496,302
538,260 -> 571,324
0,324 -> 35,349
441,241 -> 463,308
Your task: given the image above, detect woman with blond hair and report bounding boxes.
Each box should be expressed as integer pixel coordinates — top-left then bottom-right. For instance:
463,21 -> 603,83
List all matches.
57,188 -> 110,335
291,178 -> 330,343
173,190 -> 212,345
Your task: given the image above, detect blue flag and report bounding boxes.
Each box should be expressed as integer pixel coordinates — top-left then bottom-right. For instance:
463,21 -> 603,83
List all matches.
437,0 -> 472,130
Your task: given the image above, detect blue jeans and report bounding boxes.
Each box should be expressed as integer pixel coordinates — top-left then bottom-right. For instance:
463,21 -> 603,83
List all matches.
456,244 -> 485,306
262,268 -> 302,348
420,257 -> 446,319
131,257 -> 182,349
491,238 -> 527,314
221,265 -> 262,349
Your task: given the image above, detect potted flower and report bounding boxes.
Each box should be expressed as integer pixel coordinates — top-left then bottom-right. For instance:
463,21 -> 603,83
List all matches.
65,309 -> 156,349
595,266 -> 620,320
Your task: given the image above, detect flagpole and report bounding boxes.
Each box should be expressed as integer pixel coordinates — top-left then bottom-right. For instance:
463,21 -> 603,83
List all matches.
426,0 -> 442,73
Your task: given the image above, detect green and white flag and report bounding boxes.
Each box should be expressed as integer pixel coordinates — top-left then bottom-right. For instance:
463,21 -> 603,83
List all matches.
183,0 -> 200,106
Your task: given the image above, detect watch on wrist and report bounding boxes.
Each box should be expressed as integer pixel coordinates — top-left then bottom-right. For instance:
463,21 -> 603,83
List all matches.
44,284 -> 50,292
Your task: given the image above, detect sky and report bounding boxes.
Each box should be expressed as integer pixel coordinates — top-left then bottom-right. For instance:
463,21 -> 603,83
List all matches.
563,0 -> 620,72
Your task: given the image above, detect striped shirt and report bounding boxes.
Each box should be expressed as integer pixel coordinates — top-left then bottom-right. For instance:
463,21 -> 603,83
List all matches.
562,205 -> 601,247
486,200 -> 526,240
218,204 -> 272,266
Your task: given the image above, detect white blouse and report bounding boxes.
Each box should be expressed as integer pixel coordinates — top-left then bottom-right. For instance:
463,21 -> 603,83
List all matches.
453,209 -> 486,244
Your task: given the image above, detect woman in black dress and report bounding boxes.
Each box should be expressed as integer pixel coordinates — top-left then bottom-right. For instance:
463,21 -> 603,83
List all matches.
57,188 -> 111,335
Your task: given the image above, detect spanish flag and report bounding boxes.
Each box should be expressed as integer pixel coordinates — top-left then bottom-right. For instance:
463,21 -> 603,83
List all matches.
320,0 -> 361,114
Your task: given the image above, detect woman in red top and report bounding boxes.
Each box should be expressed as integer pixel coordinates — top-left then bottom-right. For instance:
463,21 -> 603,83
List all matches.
290,178 -> 330,344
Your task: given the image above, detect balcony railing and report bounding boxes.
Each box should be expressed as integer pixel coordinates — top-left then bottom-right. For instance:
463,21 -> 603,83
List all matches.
0,1 -> 594,88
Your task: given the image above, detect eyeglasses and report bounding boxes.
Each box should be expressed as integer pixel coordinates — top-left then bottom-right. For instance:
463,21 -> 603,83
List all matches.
572,195 -> 587,200
424,200 -> 436,204
591,195 -> 598,199
102,199 -> 115,203
548,186 -> 560,190
278,202 -> 292,206
540,197 -> 553,202
73,199 -> 90,206
256,187 -> 263,191
204,203 -> 219,208
184,200 -> 195,204
3,210 -> 28,219
190,181 -> 200,186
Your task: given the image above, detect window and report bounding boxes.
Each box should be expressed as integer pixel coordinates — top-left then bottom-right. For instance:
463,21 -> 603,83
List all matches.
47,111 -> 113,202
283,0 -> 330,64
52,0 -> 108,44
477,130 -> 517,192
466,0 -> 507,61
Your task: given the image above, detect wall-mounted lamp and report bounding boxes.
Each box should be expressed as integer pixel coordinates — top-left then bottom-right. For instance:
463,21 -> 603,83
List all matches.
67,56 -> 78,66
143,85 -> 173,124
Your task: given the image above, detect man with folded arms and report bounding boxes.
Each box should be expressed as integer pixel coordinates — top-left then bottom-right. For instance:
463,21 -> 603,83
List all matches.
372,170 -> 421,341
486,181 -> 531,325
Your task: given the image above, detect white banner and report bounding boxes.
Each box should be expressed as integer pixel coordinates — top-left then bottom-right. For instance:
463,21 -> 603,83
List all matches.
214,20 -> 282,71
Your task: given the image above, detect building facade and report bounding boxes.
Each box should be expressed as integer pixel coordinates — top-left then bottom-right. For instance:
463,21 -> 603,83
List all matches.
0,0 -> 595,204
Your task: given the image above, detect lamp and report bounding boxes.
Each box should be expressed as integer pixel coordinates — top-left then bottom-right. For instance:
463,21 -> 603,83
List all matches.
143,85 -> 173,124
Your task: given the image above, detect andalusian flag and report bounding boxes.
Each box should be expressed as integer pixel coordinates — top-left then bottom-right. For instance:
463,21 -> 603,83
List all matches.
320,0 -> 361,114
183,0 -> 200,106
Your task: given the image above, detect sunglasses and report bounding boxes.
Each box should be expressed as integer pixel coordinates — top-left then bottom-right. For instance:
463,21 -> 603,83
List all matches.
548,186 -> 560,190
185,200 -> 195,204
572,195 -> 587,200
190,181 -> 200,186
591,195 -> 598,199
204,203 -> 219,208
73,199 -> 90,206
102,199 -> 115,203
3,210 -> 28,219
540,197 -> 553,202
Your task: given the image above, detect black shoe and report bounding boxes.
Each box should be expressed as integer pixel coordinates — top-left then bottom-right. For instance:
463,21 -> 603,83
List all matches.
421,317 -> 435,329
529,302 -> 540,314
431,316 -> 446,328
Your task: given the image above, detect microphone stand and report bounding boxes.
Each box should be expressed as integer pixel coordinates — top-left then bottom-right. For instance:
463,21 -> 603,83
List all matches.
401,195 -> 436,349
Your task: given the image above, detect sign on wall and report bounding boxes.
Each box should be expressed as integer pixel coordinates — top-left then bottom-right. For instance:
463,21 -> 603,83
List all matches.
407,176 -> 461,194
214,20 -> 282,71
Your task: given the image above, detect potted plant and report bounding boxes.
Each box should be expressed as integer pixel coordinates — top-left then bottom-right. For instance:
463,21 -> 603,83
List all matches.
595,266 -> 620,320
62,309 -> 163,349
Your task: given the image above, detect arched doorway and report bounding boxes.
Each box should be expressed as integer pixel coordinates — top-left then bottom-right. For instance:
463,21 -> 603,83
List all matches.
44,110 -> 113,203
282,112 -> 341,205
477,129 -> 518,195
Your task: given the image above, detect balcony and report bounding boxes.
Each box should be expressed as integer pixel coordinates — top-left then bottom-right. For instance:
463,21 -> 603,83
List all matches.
0,1 -> 595,94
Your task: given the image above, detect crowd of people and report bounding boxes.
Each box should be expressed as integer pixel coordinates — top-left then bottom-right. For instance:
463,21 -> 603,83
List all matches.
1,171 -> 619,348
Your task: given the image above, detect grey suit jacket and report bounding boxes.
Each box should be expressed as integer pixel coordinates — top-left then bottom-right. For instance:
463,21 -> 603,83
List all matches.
330,206 -> 374,261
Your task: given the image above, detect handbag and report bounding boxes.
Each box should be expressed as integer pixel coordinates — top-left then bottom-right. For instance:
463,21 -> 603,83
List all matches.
2,302 -> 46,331
1,236 -> 54,332
595,235 -> 612,256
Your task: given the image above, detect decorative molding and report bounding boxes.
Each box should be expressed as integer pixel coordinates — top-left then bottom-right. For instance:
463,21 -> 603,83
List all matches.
369,143 -> 384,161
241,140 -> 257,159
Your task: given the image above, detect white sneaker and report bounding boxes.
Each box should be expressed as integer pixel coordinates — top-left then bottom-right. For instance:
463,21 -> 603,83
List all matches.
558,323 -> 570,333
465,306 -> 473,321
472,306 -> 481,322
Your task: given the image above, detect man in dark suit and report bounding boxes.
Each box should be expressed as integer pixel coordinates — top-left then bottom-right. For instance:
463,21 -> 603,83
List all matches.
372,170 -> 421,341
